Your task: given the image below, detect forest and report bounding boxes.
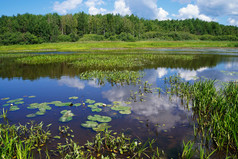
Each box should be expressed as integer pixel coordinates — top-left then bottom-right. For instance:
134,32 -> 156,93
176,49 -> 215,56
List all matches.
0,12 -> 238,45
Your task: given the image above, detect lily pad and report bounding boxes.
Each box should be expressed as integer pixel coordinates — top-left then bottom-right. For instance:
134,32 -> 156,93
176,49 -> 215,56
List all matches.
88,115 -> 112,123
91,108 -> 102,112
88,105 -> 98,109
14,101 -> 24,105
111,105 -> 131,111
49,101 -> 62,105
7,98 -> 23,103
3,104 -> 9,107
60,110 -> 68,114
74,103 -> 81,107
26,114 -> 37,118
35,111 -> 46,115
28,96 -> 36,98
59,116 -> 73,122
92,123 -> 111,131
55,102 -> 71,107
9,106 -> 20,111
81,121 -> 99,128
85,99 -> 96,104
113,101 -> 121,105
119,110 -> 132,115
59,110 -> 74,123
69,96 -> 78,100
94,103 -> 105,107
1,97 -> 10,100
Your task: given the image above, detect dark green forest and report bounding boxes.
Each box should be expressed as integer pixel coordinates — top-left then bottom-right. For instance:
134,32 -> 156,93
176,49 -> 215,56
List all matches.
1,12 -> 238,45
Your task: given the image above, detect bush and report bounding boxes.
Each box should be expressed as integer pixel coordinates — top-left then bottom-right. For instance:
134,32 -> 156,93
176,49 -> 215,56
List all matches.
117,32 -> 136,42
79,34 -> 105,41
70,33 -> 79,42
57,35 -> 71,42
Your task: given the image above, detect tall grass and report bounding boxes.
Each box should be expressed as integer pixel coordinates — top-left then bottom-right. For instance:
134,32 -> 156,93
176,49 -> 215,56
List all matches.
167,75 -> 238,157
0,41 -> 237,53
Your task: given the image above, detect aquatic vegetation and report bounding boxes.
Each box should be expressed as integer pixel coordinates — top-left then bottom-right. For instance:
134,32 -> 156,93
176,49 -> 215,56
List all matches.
87,115 -> 112,123
167,75 -> 238,156
119,110 -> 132,115
54,102 -> 72,107
28,96 -> 36,98
1,97 -> 10,100
81,121 -> 99,128
26,114 -> 37,118
85,99 -> 95,104
2,104 -> 9,107
92,123 -> 111,132
9,106 -> 20,111
7,98 -> 23,104
59,110 -> 74,122
0,122 -> 51,159
69,96 -> 78,100
0,108 -> 8,119
73,103 -> 81,107
27,102 -> 52,116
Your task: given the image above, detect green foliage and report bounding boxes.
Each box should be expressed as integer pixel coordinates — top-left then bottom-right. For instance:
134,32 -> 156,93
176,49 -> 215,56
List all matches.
1,13 -> 237,45
79,34 -> 105,41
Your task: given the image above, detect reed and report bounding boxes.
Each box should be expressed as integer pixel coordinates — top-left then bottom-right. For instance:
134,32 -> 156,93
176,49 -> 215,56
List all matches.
167,75 -> 238,157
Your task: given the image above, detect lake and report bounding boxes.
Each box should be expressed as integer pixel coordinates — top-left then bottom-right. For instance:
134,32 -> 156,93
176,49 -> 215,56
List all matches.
1,49 -> 238,158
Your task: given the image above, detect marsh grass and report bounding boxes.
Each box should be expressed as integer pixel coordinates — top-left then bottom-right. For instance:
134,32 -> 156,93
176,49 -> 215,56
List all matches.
0,41 -> 237,53
0,122 -> 162,159
167,75 -> 238,157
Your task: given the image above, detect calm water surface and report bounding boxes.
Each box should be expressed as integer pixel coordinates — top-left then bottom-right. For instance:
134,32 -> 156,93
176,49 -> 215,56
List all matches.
1,49 -> 238,158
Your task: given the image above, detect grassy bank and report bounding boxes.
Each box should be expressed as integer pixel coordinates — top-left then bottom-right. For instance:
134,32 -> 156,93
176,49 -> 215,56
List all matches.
0,41 -> 237,53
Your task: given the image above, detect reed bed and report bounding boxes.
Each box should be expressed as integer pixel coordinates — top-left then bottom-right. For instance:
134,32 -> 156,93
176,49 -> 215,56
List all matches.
167,75 -> 238,157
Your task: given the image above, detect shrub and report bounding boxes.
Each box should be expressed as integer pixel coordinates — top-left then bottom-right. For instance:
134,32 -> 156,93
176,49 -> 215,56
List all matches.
79,34 -> 105,41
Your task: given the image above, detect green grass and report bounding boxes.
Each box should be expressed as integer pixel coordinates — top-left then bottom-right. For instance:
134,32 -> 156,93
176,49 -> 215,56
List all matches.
167,75 -> 238,157
0,40 -> 237,53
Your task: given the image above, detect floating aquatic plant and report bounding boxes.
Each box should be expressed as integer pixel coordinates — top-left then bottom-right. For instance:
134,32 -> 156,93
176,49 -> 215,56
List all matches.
119,110 -> 132,115
7,98 -> 23,103
14,101 -> 24,105
55,102 -> 72,107
28,96 -> 36,98
81,121 -> 99,128
2,104 -> 9,107
111,105 -> 131,111
26,114 -> 37,118
91,108 -> 102,112
1,97 -> 10,100
85,99 -> 95,104
74,103 -> 81,107
92,123 -> 111,131
59,110 -> 74,123
27,102 -> 52,116
69,96 -> 78,100
94,103 -> 105,107
9,106 -> 20,111
87,115 -> 112,123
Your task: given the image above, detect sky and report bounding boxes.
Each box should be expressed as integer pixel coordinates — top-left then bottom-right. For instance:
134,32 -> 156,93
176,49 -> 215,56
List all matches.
1,0 -> 238,26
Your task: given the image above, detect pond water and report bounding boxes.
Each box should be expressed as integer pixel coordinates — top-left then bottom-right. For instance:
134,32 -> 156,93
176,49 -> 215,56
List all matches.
1,49 -> 238,158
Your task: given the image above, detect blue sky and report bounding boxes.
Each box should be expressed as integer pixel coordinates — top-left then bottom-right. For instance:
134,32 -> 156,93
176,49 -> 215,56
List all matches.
1,0 -> 238,26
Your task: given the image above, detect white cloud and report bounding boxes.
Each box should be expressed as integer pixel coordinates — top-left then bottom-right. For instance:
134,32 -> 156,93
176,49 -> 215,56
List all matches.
113,0 -> 131,16
197,0 -> 238,17
58,76 -> 85,90
53,0 -> 83,14
125,0 -> 169,20
174,4 -> 213,21
228,17 -> 238,26
157,68 -> 168,78
85,0 -> 107,15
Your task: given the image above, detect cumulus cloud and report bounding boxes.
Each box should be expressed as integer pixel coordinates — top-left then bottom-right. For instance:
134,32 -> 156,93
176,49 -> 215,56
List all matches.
58,76 -> 85,90
125,0 -> 169,20
157,68 -> 168,78
174,4 -> 213,21
53,0 -> 83,14
113,0 -> 131,16
196,0 -> 238,17
228,17 -> 238,26
85,0 -> 107,15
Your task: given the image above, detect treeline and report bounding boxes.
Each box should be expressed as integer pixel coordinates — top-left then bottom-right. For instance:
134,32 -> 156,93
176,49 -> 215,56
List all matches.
0,13 -> 238,45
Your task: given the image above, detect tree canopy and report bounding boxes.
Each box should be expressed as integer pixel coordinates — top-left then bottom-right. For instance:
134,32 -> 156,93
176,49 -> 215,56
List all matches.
0,13 -> 238,45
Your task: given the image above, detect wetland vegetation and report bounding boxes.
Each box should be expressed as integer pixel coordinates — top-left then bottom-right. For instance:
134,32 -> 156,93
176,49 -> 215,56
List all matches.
1,49 -> 238,158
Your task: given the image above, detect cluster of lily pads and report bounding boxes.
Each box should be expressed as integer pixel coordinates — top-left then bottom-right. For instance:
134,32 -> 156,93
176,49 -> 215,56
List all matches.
1,96 -> 133,132
1,96 -> 36,112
